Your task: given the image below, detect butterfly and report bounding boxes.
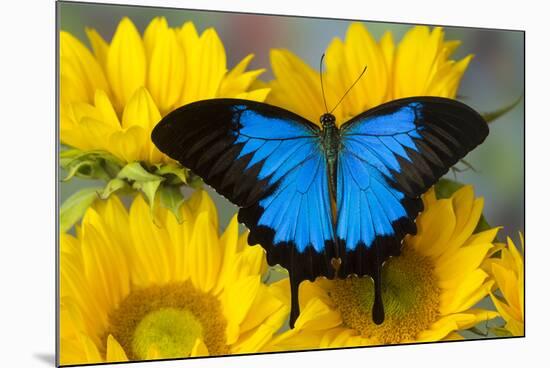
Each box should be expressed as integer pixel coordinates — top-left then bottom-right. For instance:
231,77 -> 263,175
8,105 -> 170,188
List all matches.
151,92 -> 488,328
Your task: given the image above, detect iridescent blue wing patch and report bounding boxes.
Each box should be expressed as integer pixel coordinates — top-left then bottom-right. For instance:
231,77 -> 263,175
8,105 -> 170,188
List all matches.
152,99 -> 338,325
337,97 -> 488,322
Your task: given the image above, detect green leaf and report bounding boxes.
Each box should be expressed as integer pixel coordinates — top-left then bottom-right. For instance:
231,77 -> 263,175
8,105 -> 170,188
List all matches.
482,95 -> 523,123
434,178 -> 464,199
158,185 -> 185,223
474,214 -> 492,233
60,187 -> 101,232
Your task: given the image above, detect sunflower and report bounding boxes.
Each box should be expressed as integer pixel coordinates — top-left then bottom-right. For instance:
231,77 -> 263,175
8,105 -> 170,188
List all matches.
60,16 -> 269,165
484,235 -> 524,336
266,186 -> 498,350
267,23 -> 472,126
59,190 -> 288,365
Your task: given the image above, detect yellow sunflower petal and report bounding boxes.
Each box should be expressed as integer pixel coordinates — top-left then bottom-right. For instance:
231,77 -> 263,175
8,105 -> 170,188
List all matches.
212,214 -> 240,294
62,17 -> 268,166
61,191 -> 286,364
188,211 -> 222,293
184,189 -> 219,230
163,204 -> 193,282
342,22 -> 389,112
505,318 -> 524,336
232,305 -> 289,354
219,54 -> 265,96
490,292 -> 518,324
60,31 -> 109,105
106,335 -> 129,362
418,309 -> 497,342
380,31 -> 395,72
106,17 -> 146,110
436,242 -> 493,286
128,195 -> 172,285
238,284 -> 287,335
79,333 -> 103,363
223,275 -> 262,345
408,198 -> 456,258
233,88 -> 271,102
439,271 -> 491,314
294,298 -> 342,331
94,89 -> 121,129
269,49 -> 325,123
443,332 -> 464,341
465,227 -> 500,247
145,18 -> 185,114
121,87 -> 160,131
190,338 -> 210,357
179,27 -> 226,104
107,125 -> 148,163
447,186 -> 481,250
85,27 -> 109,72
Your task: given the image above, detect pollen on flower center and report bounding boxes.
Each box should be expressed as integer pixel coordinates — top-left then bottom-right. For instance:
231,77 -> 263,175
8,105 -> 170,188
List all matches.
104,282 -> 229,360
328,247 -> 440,344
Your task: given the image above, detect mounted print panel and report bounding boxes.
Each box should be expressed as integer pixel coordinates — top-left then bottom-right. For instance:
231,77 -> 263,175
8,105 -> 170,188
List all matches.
57,1 -> 525,366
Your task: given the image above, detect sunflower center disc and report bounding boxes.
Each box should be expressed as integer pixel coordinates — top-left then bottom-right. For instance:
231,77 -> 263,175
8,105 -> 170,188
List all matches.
105,282 -> 229,360
132,307 -> 203,359
329,247 -> 440,344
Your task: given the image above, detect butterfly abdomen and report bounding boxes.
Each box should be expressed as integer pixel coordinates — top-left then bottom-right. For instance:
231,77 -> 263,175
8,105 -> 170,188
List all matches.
320,114 -> 340,203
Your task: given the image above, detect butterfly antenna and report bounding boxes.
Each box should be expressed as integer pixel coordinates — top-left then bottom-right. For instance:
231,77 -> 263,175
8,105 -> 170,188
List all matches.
319,54 -> 329,113
329,65 -> 367,114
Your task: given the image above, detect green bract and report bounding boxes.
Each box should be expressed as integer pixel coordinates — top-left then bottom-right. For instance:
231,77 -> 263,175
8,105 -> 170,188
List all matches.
60,149 -> 202,231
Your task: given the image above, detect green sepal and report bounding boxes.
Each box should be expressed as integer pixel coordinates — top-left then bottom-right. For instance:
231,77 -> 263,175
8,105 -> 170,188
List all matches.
117,162 -> 164,216
482,95 -> 523,123
118,162 -> 164,183
262,265 -> 289,284
154,163 -> 191,185
434,178 -> 491,234
60,148 -> 204,223
98,178 -> 130,199
158,185 -> 185,223
60,149 -> 124,181
60,187 -> 101,233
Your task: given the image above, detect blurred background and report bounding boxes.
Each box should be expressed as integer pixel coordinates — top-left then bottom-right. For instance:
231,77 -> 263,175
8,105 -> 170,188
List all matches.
58,1 -> 525,239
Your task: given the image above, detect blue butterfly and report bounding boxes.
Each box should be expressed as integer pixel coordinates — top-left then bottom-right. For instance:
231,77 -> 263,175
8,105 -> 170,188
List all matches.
152,94 -> 488,328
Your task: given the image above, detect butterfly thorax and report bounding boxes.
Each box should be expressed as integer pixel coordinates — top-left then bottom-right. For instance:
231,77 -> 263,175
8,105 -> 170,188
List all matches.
320,113 -> 340,155
320,113 -> 340,218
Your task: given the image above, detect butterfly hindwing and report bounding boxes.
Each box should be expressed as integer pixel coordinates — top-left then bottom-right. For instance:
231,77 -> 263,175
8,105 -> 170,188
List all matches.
336,96 -> 488,280
152,99 -> 338,325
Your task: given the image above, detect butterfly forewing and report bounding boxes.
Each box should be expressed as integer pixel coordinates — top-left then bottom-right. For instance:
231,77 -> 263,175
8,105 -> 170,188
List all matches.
336,96 -> 488,277
152,99 -> 339,325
